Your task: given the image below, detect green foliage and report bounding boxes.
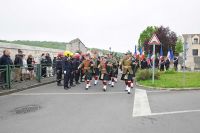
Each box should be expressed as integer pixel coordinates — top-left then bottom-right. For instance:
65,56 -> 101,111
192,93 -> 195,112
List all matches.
0,40 -> 66,50
175,38 -> 183,54
138,26 -> 157,48
164,69 -> 176,74
136,69 -> 161,81
138,72 -> 200,89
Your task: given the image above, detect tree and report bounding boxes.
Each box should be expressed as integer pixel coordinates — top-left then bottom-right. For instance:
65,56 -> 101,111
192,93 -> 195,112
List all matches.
155,26 -> 177,56
175,38 -> 183,54
138,26 -> 177,56
138,26 -> 157,48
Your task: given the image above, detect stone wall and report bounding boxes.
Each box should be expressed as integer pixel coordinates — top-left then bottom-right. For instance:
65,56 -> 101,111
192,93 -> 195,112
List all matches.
0,42 -> 64,63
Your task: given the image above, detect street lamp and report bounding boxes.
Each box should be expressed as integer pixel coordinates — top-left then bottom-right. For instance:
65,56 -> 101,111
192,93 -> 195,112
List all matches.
183,41 -> 189,87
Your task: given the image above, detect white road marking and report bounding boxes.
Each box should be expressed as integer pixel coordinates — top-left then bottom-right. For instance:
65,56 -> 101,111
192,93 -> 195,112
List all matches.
11,92 -> 125,96
146,90 -> 170,93
150,109 -> 200,116
132,89 -> 152,117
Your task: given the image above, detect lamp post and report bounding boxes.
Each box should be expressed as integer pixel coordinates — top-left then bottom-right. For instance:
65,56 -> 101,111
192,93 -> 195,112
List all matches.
183,41 -> 188,87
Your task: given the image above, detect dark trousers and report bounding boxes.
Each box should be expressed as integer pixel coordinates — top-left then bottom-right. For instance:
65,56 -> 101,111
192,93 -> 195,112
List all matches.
56,69 -> 62,84
0,71 -> 6,83
64,72 -> 71,87
75,70 -> 80,82
70,72 -> 75,85
80,70 -> 84,81
41,66 -> 47,77
174,64 -> 178,71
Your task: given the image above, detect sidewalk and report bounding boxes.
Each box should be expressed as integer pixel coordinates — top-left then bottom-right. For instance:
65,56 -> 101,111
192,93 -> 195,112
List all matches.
0,77 -> 56,96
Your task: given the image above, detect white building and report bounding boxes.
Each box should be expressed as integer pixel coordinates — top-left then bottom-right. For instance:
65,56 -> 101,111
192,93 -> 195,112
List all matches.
182,34 -> 200,69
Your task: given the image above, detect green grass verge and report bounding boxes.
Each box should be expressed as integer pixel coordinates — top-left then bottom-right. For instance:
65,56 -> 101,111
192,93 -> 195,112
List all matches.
138,72 -> 200,89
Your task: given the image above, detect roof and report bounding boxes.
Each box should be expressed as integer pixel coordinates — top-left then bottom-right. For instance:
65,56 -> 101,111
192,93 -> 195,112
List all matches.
68,38 -> 87,48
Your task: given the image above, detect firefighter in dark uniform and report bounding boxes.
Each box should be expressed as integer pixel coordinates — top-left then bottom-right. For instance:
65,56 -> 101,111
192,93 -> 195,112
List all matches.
73,53 -> 81,85
121,52 -> 134,94
56,52 -> 63,86
69,52 -> 76,87
78,54 -> 93,90
62,51 -> 72,90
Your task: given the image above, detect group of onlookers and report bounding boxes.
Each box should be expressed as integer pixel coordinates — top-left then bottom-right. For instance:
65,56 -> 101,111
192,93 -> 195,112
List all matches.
139,56 -> 179,71
0,49 -> 55,84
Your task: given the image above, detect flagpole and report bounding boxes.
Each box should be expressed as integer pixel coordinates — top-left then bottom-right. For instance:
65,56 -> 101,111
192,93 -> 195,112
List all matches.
152,44 -> 155,84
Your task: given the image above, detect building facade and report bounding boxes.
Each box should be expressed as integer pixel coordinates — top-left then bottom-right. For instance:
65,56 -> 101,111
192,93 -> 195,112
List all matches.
66,38 -> 87,53
182,34 -> 200,69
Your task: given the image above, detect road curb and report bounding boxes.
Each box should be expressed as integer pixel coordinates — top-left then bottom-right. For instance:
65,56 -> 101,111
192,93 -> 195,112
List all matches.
136,83 -> 200,91
0,80 -> 56,96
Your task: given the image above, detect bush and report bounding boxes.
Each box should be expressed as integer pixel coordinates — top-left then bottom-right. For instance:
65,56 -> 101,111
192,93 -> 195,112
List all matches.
136,69 -> 161,81
164,69 -> 176,74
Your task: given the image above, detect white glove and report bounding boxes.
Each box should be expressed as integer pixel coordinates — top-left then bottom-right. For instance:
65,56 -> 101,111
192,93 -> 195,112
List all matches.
64,71 -> 66,74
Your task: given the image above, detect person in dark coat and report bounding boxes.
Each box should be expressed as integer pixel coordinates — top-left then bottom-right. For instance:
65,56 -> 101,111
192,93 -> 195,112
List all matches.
46,53 -> 53,77
27,55 -> 34,80
70,56 -> 76,87
53,57 -> 57,76
40,53 -> 47,78
155,57 -> 160,69
174,56 -> 178,71
14,50 -> 23,82
62,51 -> 72,89
56,53 -> 63,86
0,49 -> 13,83
141,58 -> 148,69
73,53 -> 81,85
165,58 -> 170,71
160,57 -> 165,71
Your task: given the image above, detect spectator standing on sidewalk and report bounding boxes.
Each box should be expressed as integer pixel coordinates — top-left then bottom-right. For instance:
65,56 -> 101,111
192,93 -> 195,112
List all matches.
14,49 -> 23,82
21,54 -> 28,81
27,55 -> 34,80
46,53 -> 53,77
40,53 -> 47,78
0,49 -> 13,83
53,57 -> 56,76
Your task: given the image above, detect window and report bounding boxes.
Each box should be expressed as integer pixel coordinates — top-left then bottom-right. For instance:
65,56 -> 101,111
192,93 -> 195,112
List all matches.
193,38 -> 199,44
192,49 -> 198,56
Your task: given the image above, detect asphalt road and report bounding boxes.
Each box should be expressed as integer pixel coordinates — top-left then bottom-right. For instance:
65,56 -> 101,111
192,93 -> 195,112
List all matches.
0,79 -> 200,133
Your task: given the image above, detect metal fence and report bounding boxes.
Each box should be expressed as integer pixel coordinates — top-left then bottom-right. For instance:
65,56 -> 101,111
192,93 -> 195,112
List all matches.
0,64 -> 55,90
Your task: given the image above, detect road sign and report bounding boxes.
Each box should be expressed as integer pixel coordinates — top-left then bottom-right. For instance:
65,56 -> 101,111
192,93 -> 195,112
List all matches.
148,34 -> 161,45
148,34 -> 161,84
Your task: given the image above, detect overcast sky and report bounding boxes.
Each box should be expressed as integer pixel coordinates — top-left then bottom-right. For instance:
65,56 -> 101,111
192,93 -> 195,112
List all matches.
0,0 -> 199,52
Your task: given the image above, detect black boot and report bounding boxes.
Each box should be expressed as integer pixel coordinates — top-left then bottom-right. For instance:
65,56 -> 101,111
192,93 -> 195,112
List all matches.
64,86 -> 71,90
70,84 -> 76,87
76,81 -> 80,85
57,82 -> 62,86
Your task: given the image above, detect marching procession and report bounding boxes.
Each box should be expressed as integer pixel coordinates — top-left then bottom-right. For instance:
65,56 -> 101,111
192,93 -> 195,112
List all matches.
55,51 -> 139,94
